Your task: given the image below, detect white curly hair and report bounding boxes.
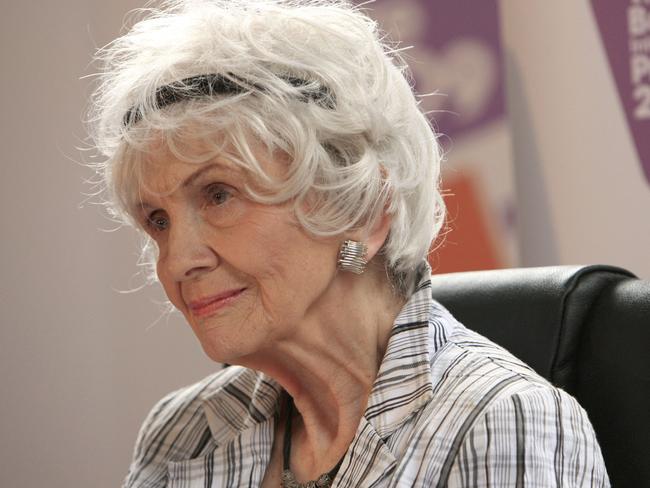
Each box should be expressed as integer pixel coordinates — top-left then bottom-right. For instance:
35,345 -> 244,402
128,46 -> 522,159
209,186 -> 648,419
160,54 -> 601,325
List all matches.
88,0 -> 445,295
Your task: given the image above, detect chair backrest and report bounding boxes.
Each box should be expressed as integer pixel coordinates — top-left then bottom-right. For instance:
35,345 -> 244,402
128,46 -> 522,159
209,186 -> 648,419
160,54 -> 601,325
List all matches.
429,265 -> 650,488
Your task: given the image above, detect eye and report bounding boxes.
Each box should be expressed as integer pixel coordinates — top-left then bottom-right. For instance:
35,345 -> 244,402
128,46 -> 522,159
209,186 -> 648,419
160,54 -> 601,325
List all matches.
145,210 -> 169,232
200,181 -> 245,228
204,183 -> 234,206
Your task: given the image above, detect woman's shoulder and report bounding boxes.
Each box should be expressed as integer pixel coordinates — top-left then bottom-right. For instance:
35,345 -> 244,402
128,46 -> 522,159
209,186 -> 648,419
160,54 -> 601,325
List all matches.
130,368 -> 249,455
430,300 -> 552,391
122,366 -> 255,486
426,312 -> 568,420
391,304 -> 610,485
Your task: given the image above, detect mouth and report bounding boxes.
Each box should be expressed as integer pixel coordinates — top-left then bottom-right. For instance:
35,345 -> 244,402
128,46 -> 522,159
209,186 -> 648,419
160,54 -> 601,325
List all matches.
187,288 -> 247,318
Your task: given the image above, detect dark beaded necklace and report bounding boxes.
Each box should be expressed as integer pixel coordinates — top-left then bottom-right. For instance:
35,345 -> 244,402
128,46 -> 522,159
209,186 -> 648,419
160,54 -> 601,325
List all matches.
281,397 -> 344,488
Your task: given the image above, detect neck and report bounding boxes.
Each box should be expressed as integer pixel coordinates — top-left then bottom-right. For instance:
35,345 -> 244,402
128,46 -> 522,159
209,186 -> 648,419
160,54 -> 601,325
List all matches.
239,262 -> 406,476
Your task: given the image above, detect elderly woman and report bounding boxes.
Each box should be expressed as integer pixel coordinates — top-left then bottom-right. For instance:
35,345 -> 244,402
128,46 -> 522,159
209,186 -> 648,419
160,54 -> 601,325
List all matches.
90,1 -> 609,486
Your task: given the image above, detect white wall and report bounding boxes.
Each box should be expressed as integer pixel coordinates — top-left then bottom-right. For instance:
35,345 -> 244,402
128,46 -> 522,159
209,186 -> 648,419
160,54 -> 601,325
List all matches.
500,0 -> 650,277
1,1 -> 648,487
0,3 -> 217,487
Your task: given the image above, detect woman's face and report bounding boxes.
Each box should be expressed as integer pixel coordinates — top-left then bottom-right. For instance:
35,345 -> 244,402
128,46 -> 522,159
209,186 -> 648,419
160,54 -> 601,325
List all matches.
134,139 -> 342,364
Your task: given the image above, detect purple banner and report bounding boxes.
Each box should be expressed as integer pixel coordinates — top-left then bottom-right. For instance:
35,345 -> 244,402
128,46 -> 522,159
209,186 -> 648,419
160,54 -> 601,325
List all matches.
591,0 -> 650,186
366,0 -> 505,139
360,0 -> 518,272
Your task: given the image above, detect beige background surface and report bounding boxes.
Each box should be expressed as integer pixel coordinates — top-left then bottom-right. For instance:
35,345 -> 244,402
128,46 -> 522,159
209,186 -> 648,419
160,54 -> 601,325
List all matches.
1,1 -> 647,487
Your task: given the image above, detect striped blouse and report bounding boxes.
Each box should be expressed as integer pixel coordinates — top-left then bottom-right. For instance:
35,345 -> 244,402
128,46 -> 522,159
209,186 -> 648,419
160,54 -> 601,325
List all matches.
123,267 -> 610,487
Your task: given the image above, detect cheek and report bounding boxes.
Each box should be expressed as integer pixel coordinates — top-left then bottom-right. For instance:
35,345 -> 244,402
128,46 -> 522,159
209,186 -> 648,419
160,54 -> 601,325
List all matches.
156,262 -> 184,310
220,215 -> 289,275
249,230 -> 338,306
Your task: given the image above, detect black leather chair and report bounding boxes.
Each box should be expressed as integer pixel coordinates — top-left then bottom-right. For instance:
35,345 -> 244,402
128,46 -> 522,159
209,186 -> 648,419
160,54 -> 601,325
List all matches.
429,265 -> 650,488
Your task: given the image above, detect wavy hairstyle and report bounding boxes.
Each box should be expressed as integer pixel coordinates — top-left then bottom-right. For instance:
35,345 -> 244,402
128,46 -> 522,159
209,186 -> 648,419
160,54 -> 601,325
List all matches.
88,0 -> 445,295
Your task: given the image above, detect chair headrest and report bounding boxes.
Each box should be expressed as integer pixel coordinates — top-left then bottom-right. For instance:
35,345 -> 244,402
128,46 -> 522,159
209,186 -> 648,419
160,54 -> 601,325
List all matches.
429,264 -> 637,390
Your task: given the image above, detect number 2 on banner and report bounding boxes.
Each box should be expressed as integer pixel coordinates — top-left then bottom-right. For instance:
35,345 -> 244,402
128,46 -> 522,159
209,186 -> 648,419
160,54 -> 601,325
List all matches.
634,84 -> 650,119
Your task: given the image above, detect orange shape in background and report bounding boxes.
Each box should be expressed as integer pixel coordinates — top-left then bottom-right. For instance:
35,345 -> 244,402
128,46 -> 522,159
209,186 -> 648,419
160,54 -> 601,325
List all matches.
429,172 -> 502,274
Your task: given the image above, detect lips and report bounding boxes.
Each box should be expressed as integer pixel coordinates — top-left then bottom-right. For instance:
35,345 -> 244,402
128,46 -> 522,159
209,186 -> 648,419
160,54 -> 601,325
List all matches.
187,288 -> 246,318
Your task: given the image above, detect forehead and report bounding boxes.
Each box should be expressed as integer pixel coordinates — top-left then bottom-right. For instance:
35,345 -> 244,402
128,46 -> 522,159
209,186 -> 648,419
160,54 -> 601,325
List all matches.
124,133 -> 289,208
132,145 -> 242,204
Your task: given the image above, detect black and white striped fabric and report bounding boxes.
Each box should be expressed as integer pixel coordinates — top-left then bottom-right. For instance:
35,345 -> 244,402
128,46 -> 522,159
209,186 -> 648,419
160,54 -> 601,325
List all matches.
123,266 -> 610,487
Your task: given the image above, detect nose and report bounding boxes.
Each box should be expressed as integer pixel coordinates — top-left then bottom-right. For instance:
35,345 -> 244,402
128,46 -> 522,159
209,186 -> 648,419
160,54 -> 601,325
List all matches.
159,213 -> 219,282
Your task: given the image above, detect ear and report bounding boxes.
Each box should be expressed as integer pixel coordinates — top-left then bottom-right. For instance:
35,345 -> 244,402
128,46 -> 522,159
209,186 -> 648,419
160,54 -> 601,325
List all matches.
362,208 -> 392,262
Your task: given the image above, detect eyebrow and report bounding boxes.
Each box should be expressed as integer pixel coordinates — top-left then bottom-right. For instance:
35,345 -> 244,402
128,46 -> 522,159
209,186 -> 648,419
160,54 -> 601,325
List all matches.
181,162 -> 226,188
136,161 -> 235,212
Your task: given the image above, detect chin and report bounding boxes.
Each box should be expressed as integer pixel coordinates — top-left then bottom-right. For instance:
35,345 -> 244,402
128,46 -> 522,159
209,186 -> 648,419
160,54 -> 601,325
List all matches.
203,347 -> 228,365
198,331 -> 254,366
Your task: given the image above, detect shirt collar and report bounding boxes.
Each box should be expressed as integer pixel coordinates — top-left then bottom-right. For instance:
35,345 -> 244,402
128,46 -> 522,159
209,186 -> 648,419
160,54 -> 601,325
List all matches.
363,263 -> 454,439
201,366 -> 282,445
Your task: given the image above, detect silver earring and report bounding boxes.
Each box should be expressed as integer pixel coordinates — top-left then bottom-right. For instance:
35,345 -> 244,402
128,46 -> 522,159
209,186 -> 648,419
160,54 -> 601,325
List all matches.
337,240 -> 368,274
